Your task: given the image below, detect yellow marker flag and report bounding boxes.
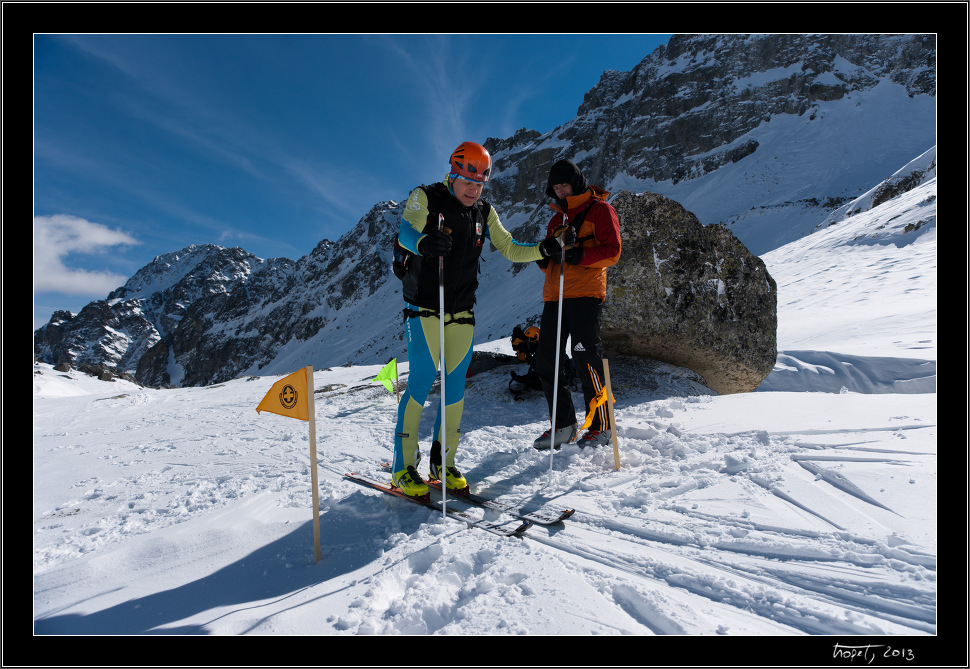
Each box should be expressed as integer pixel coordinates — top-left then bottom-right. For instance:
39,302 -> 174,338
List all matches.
255,365 -> 321,564
256,367 -> 310,421
375,358 -> 397,393
580,384 -> 614,431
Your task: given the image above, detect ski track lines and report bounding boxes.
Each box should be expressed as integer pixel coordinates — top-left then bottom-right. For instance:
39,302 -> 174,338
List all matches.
522,505 -> 935,635
466,417 -> 933,635
337,427 -> 933,635
34,367 -> 937,635
333,386 -> 934,635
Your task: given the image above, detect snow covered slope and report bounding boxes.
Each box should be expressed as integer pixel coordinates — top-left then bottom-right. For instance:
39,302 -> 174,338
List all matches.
31,153 -> 940,647
759,147 -> 936,393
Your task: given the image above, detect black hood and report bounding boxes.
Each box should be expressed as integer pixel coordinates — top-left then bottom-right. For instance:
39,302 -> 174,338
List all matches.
545,159 -> 589,200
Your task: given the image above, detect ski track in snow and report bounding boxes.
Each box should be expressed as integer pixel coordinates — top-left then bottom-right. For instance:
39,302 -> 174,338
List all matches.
33,359 -> 936,638
31,167 -> 938,637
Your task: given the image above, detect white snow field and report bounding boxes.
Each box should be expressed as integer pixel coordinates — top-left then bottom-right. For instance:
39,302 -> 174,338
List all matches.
30,154 -> 944,662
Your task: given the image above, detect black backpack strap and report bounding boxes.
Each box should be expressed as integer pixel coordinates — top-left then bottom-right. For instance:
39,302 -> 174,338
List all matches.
567,199 -> 602,246
508,358 -> 542,400
393,184 -> 451,281
403,307 -> 475,326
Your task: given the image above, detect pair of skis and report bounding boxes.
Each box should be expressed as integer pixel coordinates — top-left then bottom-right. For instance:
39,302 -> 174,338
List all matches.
380,461 -> 575,525
345,472 -> 531,537
344,464 -> 575,538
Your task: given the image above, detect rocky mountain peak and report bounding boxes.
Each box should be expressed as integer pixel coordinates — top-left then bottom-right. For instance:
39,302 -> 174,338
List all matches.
34,34 -> 936,389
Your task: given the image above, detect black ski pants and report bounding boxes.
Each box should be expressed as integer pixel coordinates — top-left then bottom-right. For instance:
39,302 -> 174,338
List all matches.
536,296 -> 609,432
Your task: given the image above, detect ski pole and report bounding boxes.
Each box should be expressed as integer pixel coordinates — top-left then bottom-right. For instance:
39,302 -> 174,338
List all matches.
548,214 -> 568,473
438,213 -> 448,521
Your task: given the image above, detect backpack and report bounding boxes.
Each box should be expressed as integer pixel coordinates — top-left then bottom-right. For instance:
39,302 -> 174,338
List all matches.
510,325 -> 540,363
508,325 -> 541,399
392,237 -> 412,280
508,324 -> 581,400
392,183 -> 489,280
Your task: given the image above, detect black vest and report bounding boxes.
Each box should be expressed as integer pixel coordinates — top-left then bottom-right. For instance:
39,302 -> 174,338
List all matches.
402,183 -> 490,314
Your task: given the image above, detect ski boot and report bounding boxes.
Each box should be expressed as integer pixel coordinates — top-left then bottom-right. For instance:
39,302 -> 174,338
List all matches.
430,441 -> 469,495
578,429 -> 611,448
392,465 -> 429,499
533,423 -> 578,450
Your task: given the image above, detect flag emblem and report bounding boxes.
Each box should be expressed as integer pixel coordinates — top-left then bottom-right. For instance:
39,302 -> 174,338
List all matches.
280,384 -> 299,409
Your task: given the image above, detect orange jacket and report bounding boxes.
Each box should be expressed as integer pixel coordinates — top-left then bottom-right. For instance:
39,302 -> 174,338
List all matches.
541,186 -> 621,302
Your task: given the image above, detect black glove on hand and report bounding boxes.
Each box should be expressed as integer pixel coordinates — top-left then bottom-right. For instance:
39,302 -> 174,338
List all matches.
565,245 -> 583,265
562,225 -> 577,247
538,237 -> 562,259
420,229 -> 453,256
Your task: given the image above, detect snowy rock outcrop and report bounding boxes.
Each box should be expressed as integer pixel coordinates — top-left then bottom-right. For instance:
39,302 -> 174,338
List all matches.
484,33 -> 936,254
602,191 -> 777,394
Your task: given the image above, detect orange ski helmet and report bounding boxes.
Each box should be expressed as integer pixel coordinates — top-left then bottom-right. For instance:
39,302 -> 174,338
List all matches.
449,142 -> 491,184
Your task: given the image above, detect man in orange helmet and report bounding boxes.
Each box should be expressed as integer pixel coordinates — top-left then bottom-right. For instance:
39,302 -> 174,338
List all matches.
391,141 -> 562,497
532,159 -> 621,450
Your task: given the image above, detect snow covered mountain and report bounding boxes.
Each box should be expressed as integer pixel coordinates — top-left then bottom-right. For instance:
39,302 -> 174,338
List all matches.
32,33 -> 937,389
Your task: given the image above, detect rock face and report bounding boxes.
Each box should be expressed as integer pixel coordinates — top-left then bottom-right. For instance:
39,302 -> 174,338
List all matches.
484,33 -> 936,255
601,191 -> 777,394
573,33 -> 935,189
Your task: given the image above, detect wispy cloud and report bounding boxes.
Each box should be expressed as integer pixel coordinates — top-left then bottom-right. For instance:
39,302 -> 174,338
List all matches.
376,36 -> 483,157
371,35 -> 572,172
35,134 -> 301,259
34,215 -> 140,296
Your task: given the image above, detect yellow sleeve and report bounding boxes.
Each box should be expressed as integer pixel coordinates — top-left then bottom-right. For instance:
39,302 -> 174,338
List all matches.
485,206 -> 543,263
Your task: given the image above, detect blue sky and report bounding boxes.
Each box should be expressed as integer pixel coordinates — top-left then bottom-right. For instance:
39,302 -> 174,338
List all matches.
33,33 -> 672,329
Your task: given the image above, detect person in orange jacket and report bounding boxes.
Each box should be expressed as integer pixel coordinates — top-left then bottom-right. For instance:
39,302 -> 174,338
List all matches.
532,159 -> 621,450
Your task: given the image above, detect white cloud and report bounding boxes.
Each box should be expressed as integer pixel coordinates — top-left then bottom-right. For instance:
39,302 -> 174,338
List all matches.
34,214 -> 139,295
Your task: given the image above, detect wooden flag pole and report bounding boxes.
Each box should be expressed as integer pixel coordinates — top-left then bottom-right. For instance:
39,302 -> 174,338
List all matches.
307,365 -> 321,563
603,359 -> 621,471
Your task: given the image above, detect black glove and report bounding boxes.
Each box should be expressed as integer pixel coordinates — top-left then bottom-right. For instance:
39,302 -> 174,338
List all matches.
561,225 -> 577,247
538,236 -> 562,259
420,228 -> 453,256
565,245 -> 583,265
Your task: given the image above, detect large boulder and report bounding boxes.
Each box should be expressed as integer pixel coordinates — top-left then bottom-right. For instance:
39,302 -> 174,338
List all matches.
601,191 -> 777,394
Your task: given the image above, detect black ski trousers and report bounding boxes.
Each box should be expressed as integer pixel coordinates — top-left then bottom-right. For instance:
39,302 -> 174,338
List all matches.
536,296 -> 609,432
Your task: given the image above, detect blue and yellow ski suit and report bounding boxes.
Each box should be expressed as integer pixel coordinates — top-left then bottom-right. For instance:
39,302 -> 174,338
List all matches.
393,177 -> 543,475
